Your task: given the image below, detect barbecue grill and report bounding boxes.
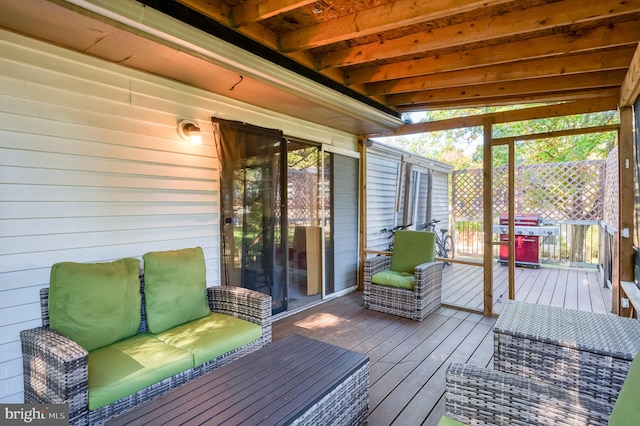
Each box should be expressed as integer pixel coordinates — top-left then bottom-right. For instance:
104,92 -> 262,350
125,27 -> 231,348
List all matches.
493,213 -> 560,268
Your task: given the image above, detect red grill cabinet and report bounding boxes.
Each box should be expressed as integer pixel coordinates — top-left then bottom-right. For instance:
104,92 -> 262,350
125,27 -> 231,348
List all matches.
498,213 -> 540,268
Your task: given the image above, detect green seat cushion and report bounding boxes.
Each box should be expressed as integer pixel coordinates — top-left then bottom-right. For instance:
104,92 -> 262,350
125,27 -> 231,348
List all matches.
143,247 -> 210,333
437,416 -> 466,426
49,258 -> 141,351
390,231 -> 436,273
88,334 -> 193,410
153,312 -> 262,367
371,270 -> 415,290
609,350 -> 640,426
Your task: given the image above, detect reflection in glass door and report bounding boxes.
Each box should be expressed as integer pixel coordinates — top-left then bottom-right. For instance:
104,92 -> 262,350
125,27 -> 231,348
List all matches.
286,141 -> 323,310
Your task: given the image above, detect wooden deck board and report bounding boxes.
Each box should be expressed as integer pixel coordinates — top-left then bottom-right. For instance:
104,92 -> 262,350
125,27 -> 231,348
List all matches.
271,264 -> 612,426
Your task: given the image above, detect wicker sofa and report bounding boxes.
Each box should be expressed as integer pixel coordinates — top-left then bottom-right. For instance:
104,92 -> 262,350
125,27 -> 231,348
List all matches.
20,247 -> 272,426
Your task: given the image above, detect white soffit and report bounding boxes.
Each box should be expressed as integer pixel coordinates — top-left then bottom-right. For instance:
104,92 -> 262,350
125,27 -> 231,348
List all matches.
63,0 -> 404,133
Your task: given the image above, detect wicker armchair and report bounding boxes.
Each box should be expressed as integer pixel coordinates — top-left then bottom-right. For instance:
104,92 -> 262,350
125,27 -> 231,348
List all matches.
363,230 -> 442,321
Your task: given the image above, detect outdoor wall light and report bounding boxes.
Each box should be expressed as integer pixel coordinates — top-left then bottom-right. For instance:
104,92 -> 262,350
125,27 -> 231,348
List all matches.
178,119 -> 202,145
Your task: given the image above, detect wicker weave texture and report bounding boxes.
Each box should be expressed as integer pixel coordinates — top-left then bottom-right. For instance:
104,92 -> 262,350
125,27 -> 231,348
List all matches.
290,363 -> 369,426
445,363 -> 611,426
363,255 -> 442,321
493,301 -> 640,409
21,280 -> 272,426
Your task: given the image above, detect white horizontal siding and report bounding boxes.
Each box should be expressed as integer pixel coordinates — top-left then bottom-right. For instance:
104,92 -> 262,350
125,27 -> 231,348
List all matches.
366,145 -> 452,252
0,30 -> 358,403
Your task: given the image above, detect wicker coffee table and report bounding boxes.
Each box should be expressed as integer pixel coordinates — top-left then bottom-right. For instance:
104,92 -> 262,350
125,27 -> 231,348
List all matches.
108,334 -> 369,425
494,301 -> 640,408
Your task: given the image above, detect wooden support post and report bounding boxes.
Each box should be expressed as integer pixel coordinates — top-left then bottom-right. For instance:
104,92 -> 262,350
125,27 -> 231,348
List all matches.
617,107 -> 634,316
508,140 -> 515,300
483,118 -> 494,316
358,136 -> 367,290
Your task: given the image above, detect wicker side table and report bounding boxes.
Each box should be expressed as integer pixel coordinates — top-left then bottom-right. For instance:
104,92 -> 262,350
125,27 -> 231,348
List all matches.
494,301 -> 640,410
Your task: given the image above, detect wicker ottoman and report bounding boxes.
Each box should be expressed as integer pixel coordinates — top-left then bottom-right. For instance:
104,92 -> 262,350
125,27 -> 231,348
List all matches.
493,301 -> 640,410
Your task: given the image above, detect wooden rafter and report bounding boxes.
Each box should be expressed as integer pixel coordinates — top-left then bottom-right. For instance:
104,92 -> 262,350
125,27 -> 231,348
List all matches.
316,0 -> 640,69
370,97 -> 620,137
277,0 -> 514,52
387,70 -> 626,110
231,0 -> 316,26
619,42 -> 640,107
347,20 -> 640,85
367,47 -> 635,96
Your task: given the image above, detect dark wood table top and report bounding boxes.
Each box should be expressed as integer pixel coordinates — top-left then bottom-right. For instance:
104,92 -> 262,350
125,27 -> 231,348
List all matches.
108,334 -> 369,425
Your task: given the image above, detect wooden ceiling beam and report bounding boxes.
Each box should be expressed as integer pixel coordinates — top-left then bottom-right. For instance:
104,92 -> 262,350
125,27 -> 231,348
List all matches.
368,47 -> 635,96
387,70 -> 627,108
278,0 -> 514,52
369,97 -> 620,137
619,42 -> 640,107
347,20 -> 640,85
396,89 -> 621,112
316,0 -> 640,69
231,0 -> 316,26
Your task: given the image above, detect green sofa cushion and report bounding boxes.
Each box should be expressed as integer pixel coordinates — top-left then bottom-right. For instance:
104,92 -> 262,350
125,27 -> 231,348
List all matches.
143,247 -> 210,333
49,258 -> 141,351
437,416 -> 466,426
609,350 -> 640,426
371,270 -> 415,290
390,231 -> 436,273
88,334 -> 193,410
153,312 -> 262,367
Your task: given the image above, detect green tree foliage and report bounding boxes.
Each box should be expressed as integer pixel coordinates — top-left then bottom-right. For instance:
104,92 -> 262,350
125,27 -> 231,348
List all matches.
376,107 -> 619,170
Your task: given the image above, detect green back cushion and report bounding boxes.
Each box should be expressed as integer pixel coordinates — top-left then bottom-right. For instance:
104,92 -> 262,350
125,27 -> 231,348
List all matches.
143,247 -> 210,333
49,258 -> 141,351
609,350 -> 640,426
390,230 -> 436,273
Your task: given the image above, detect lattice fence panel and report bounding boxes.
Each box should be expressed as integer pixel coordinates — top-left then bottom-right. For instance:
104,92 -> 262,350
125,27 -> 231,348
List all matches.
288,168 -> 320,223
452,160 -> 606,221
603,148 -> 618,228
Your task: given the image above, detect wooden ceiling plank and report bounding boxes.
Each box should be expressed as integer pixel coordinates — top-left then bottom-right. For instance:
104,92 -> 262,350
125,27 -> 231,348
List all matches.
232,0 -> 316,26
370,97 -> 620,136
387,70 -> 627,107
619,42 -> 640,107
317,0 -> 640,69
368,47 -> 635,96
347,20 -> 640,85
278,0 -> 514,52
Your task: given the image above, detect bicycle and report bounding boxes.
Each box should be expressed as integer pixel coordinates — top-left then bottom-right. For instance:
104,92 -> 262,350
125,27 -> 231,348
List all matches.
379,223 -> 413,251
421,218 -> 454,267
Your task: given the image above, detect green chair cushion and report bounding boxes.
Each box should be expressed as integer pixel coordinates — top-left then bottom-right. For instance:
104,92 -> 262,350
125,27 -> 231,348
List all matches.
153,313 -> 262,367
49,258 -> 141,351
437,416 -> 466,426
371,270 -> 415,290
88,334 -> 193,410
609,350 -> 640,426
143,247 -> 210,333
390,230 -> 436,273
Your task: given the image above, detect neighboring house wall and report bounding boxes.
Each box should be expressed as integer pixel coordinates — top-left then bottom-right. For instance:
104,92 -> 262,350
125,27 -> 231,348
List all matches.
0,30 -> 357,403
365,142 -> 453,252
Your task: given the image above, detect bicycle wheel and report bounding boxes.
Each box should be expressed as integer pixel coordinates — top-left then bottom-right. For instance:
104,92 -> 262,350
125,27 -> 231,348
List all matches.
443,235 -> 454,259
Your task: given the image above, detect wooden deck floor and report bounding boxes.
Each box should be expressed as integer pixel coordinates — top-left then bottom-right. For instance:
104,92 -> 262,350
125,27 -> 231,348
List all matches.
442,261 -> 612,315
272,264 -> 613,426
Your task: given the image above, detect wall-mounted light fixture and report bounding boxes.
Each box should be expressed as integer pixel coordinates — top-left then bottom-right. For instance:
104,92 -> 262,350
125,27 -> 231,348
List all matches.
178,119 -> 202,145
